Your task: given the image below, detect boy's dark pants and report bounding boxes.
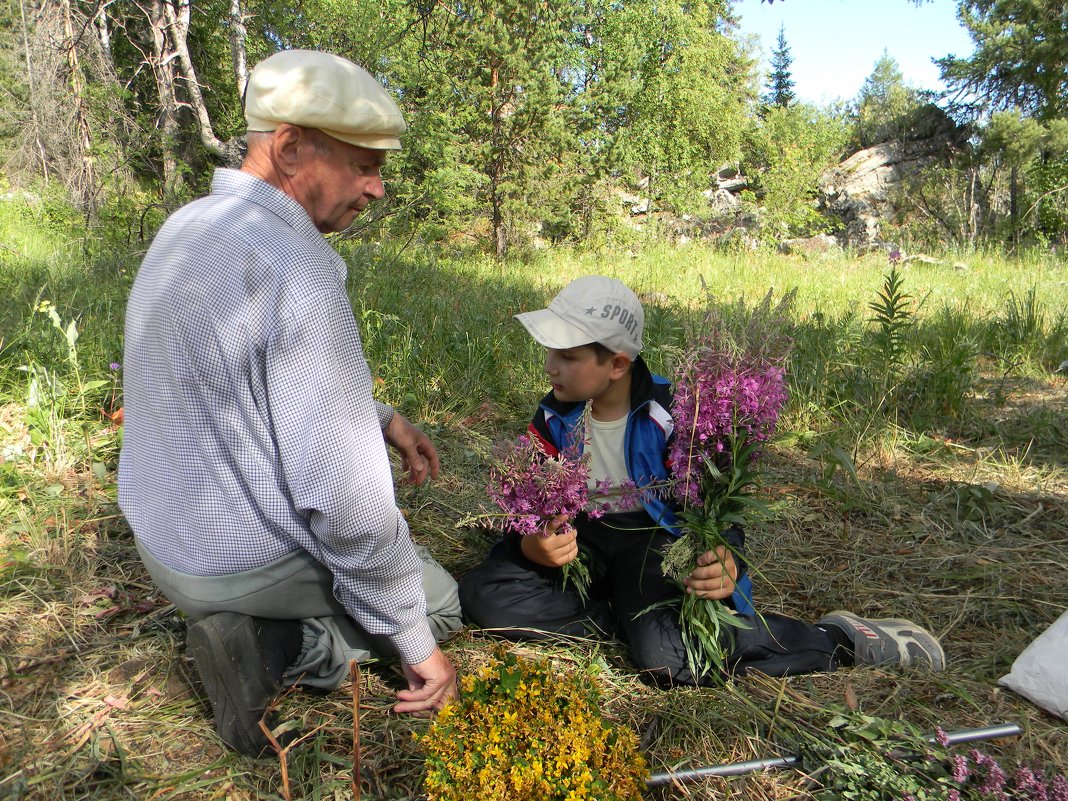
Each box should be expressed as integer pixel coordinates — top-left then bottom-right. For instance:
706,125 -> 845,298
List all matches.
459,517 -> 850,686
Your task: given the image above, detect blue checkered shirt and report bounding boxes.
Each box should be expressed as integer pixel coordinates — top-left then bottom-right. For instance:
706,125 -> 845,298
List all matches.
118,168 -> 435,665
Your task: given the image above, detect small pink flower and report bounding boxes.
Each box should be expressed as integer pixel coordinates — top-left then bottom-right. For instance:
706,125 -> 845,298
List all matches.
952,754 -> 971,783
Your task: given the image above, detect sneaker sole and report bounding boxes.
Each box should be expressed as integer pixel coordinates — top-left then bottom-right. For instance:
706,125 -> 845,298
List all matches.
187,614 -> 278,756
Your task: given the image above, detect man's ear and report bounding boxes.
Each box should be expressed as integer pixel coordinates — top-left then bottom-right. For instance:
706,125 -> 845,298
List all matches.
610,352 -> 632,379
270,124 -> 304,177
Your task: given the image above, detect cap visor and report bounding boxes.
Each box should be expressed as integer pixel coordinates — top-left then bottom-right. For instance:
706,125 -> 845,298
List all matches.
320,127 -> 403,151
514,309 -> 596,350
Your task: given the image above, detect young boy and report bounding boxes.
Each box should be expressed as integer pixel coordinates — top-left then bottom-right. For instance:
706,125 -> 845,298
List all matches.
459,276 -> 944,685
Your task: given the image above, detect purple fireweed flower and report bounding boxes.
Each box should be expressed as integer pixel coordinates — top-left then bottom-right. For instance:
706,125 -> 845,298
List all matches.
953,755 -> 971,783
947,790 -> 962,801
668,337 -> 789,506
1015,767 -> 1049,801
935,727 -> 951,747
1051,774 -> 1068,801
970,750 -> 1008,797
109,362 -> 121,371
487,434 -> 594,535
889,246 -> 902,264
592,477 -> 646,514
486,429 -> 598,600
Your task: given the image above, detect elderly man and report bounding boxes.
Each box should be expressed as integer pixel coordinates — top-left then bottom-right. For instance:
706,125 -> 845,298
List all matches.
118,50 -> 461,756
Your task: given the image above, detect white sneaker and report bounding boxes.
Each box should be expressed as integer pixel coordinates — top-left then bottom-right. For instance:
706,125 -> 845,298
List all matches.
819,610 -> 945,671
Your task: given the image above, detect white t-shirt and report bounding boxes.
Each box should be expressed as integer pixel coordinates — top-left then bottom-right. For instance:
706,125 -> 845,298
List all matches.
587,414 -> 641,512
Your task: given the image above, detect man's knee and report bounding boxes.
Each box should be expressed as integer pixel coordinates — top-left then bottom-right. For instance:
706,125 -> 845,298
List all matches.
417,549 -> 463,640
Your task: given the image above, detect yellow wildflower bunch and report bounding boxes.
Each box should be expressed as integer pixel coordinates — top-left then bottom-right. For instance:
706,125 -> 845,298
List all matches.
420,649 -> 648,800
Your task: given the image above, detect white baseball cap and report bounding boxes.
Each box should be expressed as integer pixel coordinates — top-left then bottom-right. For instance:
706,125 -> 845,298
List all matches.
245,50 -> 406,150
515,276 -> 644,358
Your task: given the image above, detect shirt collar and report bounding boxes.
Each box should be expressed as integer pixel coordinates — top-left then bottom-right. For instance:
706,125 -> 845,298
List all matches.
210,168 -> 342,267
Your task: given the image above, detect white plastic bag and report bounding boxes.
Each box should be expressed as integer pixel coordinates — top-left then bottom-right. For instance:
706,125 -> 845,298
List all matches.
998,609 -> 1068,721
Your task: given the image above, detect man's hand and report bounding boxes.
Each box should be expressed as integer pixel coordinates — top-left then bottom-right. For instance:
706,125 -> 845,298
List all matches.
520,515 -> 578,567
682,545 -> 738,600
394,646 -> 457,716
384,413 -> 440,485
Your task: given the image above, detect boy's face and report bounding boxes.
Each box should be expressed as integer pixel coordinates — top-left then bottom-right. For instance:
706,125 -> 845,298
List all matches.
543,345 -> 622,403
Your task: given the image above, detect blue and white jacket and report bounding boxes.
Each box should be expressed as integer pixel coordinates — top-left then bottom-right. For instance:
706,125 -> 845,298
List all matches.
526,355 -> 755,614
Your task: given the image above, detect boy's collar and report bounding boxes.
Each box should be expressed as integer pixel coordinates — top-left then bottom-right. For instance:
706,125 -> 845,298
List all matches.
627,354 -> 658,405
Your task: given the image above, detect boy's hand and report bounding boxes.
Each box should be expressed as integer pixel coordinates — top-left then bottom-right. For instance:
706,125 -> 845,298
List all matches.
683,546 -> 738,600
520,514 -> 578,567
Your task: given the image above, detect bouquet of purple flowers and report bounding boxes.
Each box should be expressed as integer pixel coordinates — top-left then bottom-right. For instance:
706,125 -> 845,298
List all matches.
659,290 -> 796,680
485,432 -> 597,600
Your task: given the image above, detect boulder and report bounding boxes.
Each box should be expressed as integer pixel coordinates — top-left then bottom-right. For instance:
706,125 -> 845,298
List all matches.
702,187 -> 742,217
819,139 -> 946,247
717,176 -> 749,193
778,234 -> 840,255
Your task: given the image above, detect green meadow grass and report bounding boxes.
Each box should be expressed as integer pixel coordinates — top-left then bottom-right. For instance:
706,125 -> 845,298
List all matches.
342,239 -> 1067,439
2,204 -> 1066,799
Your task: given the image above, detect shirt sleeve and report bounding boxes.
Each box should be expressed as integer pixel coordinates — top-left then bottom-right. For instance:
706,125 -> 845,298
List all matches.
375,401 -> 396,430
265,284 -> 435,665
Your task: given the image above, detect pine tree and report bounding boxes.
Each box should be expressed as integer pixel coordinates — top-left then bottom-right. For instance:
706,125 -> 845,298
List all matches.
853,51 -> 918,147
938,0 -> 1067,122
763,25 -> 796,108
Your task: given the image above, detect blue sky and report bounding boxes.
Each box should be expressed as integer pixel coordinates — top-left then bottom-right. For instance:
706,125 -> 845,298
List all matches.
733,0 -> 976,106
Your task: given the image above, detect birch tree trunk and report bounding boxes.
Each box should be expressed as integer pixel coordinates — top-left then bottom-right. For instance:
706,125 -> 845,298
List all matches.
60,0 -> 95,205
19,0 -> 48,180
145,0 -> 181,194
162,0 -> 226,157
228,0 -> 248,99
95,0 -> 111,58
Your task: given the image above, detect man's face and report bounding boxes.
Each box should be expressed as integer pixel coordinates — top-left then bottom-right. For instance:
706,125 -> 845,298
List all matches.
300,133 -> 388,234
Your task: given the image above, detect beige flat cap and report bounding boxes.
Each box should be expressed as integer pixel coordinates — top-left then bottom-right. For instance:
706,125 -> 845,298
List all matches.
245,49 -> 406,150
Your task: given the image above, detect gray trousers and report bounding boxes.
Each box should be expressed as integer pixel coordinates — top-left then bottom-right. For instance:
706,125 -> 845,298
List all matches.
137,540 -> 462,689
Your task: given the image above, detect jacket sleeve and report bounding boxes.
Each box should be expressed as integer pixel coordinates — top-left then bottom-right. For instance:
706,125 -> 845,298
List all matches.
527,405 -> 559,457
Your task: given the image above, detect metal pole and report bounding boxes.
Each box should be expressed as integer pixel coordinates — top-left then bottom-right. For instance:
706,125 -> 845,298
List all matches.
646,723 -> 1023,788
936,723 -> 1022,746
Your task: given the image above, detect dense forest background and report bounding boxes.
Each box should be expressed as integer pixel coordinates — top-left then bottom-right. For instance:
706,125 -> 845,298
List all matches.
0,0 -> 1065,257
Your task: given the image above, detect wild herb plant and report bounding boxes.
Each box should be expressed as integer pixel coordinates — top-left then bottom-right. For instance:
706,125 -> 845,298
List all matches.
907,304 -> 981,427
866,266 -> 917,408
654,291 -> 795,679
420,648 -> 648,801
17,300 -> 115,473
800,712 -> 951,801
480,430 -> 597,599
797,711 -> 1068,801
987,287 -> 1068,373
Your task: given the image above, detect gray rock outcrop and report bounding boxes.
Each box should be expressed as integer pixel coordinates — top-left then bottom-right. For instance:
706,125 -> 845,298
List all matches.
819,139 -> 945,246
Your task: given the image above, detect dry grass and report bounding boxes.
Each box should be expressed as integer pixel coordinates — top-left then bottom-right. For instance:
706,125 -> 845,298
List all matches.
1,378 -> 1066,800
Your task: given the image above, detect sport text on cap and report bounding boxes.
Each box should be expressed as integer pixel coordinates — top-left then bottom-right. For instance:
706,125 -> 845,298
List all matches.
245,49 -> 406,150
514,276 -> 644,358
